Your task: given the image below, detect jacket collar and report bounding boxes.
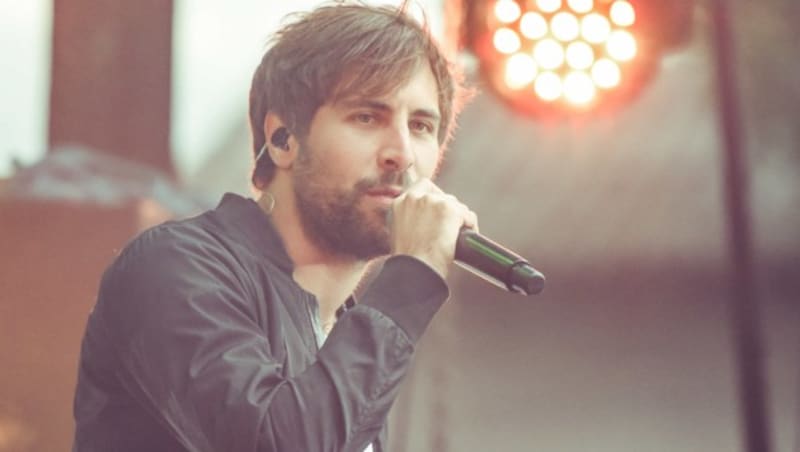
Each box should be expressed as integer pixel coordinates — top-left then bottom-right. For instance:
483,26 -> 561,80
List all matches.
213,192 -> 294,274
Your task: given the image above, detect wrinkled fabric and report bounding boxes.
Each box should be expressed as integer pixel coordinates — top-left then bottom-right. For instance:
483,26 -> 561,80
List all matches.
73,193 -> 449,452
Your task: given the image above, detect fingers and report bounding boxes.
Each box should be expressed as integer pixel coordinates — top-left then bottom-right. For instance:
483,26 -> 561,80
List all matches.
389,178 -> 479,278
464,208 -> 479,233
398,179 -> 476,230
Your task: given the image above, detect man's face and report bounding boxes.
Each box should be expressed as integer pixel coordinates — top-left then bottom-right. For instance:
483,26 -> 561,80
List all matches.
292,64 -> 442,261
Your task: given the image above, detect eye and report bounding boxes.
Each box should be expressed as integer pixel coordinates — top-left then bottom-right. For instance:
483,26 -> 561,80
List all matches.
352,112 -> 376,124
410,119 -> 435,134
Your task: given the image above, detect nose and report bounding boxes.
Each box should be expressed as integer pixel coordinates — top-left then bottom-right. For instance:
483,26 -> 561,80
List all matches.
377,122 -> 414,173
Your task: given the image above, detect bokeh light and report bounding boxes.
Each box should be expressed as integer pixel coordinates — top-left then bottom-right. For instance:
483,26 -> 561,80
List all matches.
567,0 -> 593,14
610,0 -> 635,27
563,71 -> 596,104
504,53 -> 539,89
591,58 -> 621,88
474,0 -> 648,112
565,41 -> 594,69
536,0 -> 562,14
533,39 -> 565,70
534,71 -> 563,101
581,13 -> 611,44
606,29 -> 636,61
493,27 -> 522,54
520,12 -> 548,39
551,12 -> 580,42
494,0 -> 522,24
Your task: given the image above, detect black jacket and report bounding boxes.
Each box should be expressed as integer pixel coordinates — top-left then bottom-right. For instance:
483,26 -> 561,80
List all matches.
73,193 -> 449,452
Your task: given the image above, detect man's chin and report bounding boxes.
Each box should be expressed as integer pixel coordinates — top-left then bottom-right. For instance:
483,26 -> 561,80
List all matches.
313,200 -> 391,261
356,199 -> 390,227
355,215 -> 392,259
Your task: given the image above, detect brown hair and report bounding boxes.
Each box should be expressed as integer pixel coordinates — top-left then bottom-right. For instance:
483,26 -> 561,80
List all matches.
248,0 -> 466,187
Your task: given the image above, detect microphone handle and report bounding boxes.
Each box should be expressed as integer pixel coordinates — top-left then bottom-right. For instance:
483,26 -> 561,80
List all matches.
454,228 -> 545,295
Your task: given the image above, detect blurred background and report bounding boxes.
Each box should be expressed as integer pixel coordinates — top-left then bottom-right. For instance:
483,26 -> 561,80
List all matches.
0,0 -> 797,451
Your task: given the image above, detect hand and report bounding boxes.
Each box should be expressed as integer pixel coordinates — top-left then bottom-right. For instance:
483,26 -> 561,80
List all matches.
389,178 -> 478,279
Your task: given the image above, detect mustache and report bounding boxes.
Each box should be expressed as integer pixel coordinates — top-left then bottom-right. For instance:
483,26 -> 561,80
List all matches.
354,170 -> 412,193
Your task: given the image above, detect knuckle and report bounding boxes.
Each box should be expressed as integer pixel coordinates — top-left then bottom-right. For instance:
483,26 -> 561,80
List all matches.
443,194 -> 459,204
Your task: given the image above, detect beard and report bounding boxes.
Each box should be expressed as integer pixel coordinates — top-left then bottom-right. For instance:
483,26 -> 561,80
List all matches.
292,144 -> 403,261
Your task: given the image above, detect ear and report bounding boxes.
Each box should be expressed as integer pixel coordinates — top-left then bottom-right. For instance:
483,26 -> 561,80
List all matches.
263,112 -> 298,169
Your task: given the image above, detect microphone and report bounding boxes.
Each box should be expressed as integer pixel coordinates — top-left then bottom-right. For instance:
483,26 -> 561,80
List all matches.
392,172 -> 544,294
455,228 -> 545,295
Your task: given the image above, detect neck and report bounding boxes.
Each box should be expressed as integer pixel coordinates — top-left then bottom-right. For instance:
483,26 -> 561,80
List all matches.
293,261 -> 366,330
257,185 -> 367,329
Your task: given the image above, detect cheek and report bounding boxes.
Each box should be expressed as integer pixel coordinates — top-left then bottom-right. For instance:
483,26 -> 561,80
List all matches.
313,150 -> 370,191
302,138 -> 362,185
415,145 -> 442,178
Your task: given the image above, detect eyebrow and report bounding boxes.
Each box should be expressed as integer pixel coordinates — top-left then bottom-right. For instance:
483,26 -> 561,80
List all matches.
338,98 -> 441,124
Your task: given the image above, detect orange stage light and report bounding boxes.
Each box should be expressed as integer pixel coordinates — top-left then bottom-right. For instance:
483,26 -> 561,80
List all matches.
464,0 -> 692,116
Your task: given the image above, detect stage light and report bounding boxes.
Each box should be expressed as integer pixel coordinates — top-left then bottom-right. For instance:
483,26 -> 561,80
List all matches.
493,28 -> 522,54
609,0 -> 635,27
465,0 -> 691,115
563,71 -> 596,104
551,12 -> 580,42
567,0 -> 593,14
581,13 -> 611,44
534,71 -> 562,101
494,0 -> 522,24
533,39 -> 565,70
591,58 -> 621,88
535,0 -> 561,14
504,53 -> 539,89
520,12 -> 548,39
606,30 -> 636,61
565,41 -> 594,69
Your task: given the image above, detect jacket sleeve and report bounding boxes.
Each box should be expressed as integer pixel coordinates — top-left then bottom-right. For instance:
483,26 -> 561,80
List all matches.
96,234 -> 448,452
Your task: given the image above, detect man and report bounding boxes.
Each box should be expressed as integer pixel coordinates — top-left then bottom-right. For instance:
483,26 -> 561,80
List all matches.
73,2 -> 474,451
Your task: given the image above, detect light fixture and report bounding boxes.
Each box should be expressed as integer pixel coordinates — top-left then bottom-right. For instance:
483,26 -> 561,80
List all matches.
464,0 -> 691,116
